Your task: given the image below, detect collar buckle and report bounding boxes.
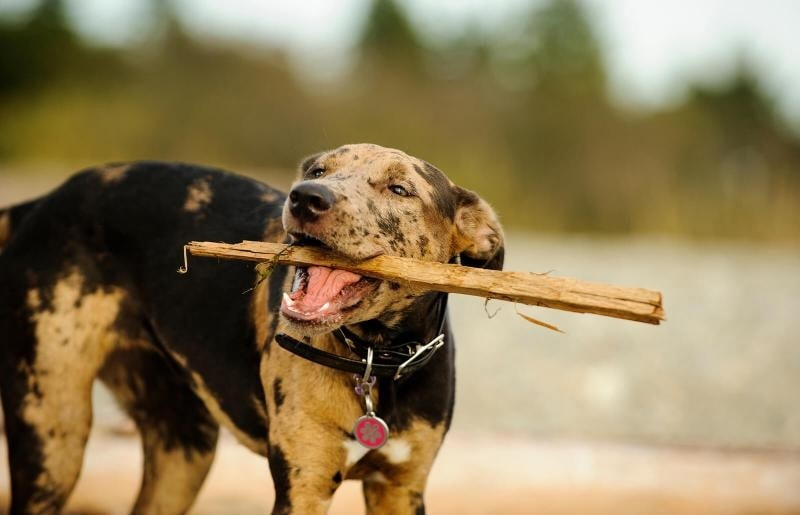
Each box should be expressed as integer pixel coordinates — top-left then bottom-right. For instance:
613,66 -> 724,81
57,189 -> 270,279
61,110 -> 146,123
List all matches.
394,333 -> 446,381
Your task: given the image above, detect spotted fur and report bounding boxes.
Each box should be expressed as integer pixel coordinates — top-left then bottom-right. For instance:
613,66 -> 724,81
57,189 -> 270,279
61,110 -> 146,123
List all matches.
0,145 -> 504,514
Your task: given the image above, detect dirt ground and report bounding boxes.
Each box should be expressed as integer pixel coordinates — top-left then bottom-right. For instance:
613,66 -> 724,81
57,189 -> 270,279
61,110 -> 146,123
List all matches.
2,428 -> 799,515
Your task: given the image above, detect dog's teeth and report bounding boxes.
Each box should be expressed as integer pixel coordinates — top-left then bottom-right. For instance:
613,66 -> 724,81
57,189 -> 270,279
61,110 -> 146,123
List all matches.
283,292 -> 295,307
318,302 -> 330,312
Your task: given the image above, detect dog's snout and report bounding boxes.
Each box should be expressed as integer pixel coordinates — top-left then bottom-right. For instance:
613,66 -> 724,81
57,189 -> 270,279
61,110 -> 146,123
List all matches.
289,182 -> 335,222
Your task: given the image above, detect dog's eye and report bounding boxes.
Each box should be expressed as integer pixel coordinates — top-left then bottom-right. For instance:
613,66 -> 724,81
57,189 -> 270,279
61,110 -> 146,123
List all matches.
308,167 -> 325,179
388,184 -> 410,197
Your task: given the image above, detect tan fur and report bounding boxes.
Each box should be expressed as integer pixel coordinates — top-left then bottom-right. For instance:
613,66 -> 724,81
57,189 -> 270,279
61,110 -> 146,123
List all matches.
286,144 -> 453,262
262,321 -> 377,514
133,427 -> 217,515
261,190 -> 281,203
22,269 -> 124,505
97,163 -> 130,184
360,419 -> 446,514
252,217 -> 287,351
183,177 -> 213,212
252,275 -> 273,352
452,195 -> 505,260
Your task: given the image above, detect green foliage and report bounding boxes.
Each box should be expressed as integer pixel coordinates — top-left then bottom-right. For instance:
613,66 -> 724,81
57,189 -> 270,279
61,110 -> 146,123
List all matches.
0,0 -> 797,241
0,0 -> 78,94
524,0 -> 606,96
358,0 -> 422,67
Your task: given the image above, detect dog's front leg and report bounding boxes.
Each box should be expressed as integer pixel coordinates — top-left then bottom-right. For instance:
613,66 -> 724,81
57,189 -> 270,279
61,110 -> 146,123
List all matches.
267,417 -> 350,515
360,418 -> 447,515
263,354 -> 360,515
363,480 -> 426,515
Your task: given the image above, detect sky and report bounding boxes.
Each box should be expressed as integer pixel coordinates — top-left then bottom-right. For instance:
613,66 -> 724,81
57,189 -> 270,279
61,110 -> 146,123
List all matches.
2,0 -> 799,126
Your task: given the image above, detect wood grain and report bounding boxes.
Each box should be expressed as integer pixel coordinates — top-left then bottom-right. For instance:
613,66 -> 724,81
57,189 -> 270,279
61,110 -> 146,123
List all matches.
183,240 -> 665,325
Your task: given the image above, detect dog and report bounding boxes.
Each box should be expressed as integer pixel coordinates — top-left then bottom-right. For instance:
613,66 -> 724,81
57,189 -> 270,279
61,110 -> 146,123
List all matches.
0,143 -> 504,514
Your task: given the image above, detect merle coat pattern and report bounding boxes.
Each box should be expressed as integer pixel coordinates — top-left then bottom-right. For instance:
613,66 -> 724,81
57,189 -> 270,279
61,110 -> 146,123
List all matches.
0,144 -> 504,514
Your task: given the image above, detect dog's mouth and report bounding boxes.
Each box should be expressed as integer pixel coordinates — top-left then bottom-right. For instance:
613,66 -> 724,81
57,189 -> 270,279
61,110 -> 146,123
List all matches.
280,234 -> 379,325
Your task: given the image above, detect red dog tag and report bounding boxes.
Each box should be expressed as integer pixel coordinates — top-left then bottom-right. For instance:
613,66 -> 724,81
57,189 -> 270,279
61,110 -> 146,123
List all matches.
354,414 -> 389,449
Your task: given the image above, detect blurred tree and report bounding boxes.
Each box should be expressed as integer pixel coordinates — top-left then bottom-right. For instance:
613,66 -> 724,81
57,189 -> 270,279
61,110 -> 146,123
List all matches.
525,0 -> 606,98
0,0 -> 80,95
687,62 -> 797,152
678,60 -> 800,226
491,0 -> 606,100
142,0 -> 193,53
500,0 -> 615,224
357,0 -> 422,70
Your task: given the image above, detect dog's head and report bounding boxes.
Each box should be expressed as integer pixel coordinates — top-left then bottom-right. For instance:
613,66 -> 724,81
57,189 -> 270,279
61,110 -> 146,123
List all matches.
281,143 -> 504,335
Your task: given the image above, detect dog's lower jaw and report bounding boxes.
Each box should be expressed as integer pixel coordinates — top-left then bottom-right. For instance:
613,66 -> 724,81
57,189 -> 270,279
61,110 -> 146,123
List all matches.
279,313 -> 346,338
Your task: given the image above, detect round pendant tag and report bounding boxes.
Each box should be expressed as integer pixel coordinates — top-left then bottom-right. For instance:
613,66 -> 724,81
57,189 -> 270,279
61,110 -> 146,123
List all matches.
354,415 -> 389,449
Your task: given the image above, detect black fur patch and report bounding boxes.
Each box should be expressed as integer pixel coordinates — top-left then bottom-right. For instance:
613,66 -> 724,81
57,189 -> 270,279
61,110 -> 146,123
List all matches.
415,162 -> 456,220
268,444 -> 292,514
416,235 -> 430,257
352,293 -> 455,431
273,378 -> 285,410
377,213 -> 405,246
410,490 -> 425,514
100,347 -> 218,456
299,152 -> 324,174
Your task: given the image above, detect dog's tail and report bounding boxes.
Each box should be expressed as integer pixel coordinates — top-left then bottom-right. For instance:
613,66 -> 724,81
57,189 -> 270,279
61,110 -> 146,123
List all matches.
0,198 -> 40,251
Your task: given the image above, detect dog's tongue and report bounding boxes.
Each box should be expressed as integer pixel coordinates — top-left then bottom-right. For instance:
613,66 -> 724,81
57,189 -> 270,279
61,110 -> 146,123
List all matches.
299,266 -> 362,310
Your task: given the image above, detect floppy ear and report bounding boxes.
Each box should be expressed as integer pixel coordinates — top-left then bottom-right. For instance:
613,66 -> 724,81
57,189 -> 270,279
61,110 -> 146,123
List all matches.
452,187 -> 505,270
297,152 -> 325,177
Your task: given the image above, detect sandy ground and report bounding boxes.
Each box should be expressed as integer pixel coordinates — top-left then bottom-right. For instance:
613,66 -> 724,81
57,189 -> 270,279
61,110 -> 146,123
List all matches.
2,428 -> 800,514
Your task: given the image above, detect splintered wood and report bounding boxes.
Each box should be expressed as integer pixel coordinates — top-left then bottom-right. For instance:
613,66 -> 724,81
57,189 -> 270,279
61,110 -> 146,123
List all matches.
183,240 -> 665,325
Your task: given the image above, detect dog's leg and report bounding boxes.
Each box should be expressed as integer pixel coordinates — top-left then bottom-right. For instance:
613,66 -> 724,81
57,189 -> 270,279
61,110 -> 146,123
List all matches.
0,361 -> 96,514
263,353 -> 358,515
0,273 -> 121,514
266,424 -> 348,515
100,346 -> 219,515
362,480 -> 426,515
360,419 -> 447,515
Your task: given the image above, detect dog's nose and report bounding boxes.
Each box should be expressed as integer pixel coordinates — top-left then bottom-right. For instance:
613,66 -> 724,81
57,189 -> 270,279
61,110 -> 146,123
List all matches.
288,182 -> 335,222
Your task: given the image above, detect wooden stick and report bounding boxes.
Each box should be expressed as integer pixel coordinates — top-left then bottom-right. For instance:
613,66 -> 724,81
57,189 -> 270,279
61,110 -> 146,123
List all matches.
183,240 -> 665,325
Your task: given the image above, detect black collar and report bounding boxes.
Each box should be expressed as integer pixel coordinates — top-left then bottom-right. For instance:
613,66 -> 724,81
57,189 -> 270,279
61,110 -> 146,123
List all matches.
275,293 -> 448,381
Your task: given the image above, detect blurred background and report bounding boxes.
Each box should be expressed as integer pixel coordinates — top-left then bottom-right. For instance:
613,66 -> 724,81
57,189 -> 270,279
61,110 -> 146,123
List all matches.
0,0 -> 799,513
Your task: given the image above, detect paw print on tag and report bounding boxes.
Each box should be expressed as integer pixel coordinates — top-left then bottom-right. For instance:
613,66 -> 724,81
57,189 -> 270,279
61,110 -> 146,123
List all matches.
354,415 -> 389,449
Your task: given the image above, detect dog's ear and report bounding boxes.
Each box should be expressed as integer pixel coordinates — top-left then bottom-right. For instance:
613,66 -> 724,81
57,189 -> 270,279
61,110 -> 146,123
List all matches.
452,187 -> 505,270
298,152 -> 325,177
